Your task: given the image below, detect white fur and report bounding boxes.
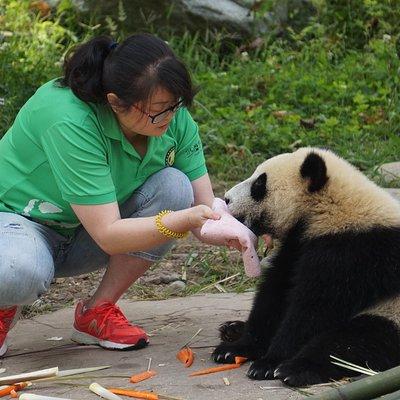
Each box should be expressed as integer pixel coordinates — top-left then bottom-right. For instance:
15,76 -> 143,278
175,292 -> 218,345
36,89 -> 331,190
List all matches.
226,147 -> 400,239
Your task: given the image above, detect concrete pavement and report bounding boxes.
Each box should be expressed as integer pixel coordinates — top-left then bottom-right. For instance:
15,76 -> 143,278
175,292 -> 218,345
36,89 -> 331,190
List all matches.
0,293 -> 327,399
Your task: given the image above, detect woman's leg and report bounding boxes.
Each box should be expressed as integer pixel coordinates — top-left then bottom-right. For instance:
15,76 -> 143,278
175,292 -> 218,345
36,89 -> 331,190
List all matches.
57,168 -> 194,349
55,167 -> 194,283
0,212 -> 60,356
0,213 -> 56,306
86,167 -> 194,307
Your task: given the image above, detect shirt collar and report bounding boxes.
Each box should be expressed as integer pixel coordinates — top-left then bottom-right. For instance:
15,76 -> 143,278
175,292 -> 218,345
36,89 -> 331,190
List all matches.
95,103 -> 122,141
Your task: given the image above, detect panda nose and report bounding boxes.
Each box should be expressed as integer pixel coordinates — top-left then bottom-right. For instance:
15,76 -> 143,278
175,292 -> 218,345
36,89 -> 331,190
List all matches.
224,197 -> 230,205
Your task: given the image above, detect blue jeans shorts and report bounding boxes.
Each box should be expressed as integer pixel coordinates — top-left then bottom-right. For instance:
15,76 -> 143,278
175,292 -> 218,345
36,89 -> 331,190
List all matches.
0,168 -> 194,306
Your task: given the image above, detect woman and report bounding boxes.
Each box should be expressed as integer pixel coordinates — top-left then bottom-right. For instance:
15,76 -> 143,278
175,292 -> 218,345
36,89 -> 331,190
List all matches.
0,33 -> 222,356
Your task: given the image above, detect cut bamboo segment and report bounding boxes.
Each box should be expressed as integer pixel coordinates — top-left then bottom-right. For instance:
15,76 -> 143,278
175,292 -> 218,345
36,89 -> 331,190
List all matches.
308,364 -> 400,399
19,394 -> 77,400
0,367 -> 58,385
371,389 -> 400,400
35,365 -> 111,381
89,382 -> 123,400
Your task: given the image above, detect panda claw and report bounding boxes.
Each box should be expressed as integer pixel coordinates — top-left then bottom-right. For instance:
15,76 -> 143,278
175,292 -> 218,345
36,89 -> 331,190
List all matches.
274,368 -> 282,378
224,352 -> 232,360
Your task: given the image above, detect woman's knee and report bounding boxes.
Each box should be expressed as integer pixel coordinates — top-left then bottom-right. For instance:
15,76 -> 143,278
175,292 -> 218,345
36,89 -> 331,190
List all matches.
144,168 -> 194,210
0,242 -> 54,306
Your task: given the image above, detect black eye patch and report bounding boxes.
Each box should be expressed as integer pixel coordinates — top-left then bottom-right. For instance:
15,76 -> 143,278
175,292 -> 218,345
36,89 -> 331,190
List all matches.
250,173 -> 267,202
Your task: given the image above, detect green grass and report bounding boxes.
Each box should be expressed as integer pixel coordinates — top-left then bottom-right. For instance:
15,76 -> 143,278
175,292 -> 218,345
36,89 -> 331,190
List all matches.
2,1 -> 399,186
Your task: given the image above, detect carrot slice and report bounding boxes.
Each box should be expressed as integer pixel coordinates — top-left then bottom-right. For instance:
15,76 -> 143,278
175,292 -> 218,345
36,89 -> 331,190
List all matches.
234,356 -> 248,364
176,346 -> 194,367
109,388 -> 159,400
129,370 -> 157,383
189,363 -> 241,376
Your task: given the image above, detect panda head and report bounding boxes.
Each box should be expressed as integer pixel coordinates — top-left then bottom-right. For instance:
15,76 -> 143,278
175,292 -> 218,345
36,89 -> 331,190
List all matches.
225,147 -> 400,239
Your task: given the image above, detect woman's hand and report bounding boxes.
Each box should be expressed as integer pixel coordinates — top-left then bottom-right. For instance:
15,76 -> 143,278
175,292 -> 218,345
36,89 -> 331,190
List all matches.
161,205 -> 220,235
186,204 -> 220,228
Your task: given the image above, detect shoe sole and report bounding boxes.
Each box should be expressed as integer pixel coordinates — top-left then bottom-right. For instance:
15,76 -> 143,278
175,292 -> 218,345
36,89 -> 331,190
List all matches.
71,328 -> 149,350
0,341 -> 7,357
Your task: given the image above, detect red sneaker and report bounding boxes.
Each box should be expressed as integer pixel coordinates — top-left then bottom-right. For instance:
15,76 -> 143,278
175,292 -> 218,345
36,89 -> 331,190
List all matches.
71,301 -> 149,350
0,306 -> 19,357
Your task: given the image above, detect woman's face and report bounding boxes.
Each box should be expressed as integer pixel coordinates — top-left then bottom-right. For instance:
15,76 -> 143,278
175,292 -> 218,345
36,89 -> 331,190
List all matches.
108,87 -> 179,139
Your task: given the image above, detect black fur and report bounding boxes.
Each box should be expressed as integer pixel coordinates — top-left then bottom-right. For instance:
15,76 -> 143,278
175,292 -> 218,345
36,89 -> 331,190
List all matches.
213,222 -> 400,386
250,173 -> 267,201
300,152 -> 328,192
219,321 -> 246,342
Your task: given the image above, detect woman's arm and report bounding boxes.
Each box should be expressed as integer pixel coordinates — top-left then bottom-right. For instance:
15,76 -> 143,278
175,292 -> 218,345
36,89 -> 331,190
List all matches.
191,173 -> 215,208
71,201 -> 218,255
190,173 -> 215,240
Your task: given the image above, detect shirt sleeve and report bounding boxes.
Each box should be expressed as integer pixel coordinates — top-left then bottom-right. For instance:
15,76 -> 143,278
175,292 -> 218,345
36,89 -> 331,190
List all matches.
40,120 -> 117,205
172,107 -> 208,181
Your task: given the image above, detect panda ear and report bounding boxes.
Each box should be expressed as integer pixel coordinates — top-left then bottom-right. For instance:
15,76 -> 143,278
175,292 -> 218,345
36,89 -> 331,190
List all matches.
300,152 -> 328,192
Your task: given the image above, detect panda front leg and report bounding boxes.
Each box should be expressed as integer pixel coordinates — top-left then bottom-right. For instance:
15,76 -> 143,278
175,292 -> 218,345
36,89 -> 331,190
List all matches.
212,263 -> 291,364
218,247 -> 282,344
246,254 -> 377,380
274,314 -> 400,386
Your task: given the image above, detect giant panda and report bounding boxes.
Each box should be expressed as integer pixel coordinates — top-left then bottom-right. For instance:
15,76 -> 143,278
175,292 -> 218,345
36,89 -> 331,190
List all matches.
212,147 -> 400,387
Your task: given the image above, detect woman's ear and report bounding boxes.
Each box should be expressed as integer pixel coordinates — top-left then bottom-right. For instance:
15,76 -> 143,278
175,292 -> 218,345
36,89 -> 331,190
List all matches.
106,93 -> 122,113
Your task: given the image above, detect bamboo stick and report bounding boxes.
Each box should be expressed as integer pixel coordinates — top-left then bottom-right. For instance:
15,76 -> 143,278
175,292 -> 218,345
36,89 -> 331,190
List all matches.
307,364 -> 400,400
0,368 -> 58,385
35,365 -> 111,382
19,394 -> 77,400
370,389 -> 400,400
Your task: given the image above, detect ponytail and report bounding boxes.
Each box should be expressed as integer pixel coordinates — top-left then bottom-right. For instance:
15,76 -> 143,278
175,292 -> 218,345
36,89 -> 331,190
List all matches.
60,36 -> 115,103
59,33 -> 197,109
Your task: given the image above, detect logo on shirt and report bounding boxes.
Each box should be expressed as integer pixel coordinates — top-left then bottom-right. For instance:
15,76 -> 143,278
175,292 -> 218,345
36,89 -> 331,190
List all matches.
165,147 -> 176,166
185,141 -> 201,158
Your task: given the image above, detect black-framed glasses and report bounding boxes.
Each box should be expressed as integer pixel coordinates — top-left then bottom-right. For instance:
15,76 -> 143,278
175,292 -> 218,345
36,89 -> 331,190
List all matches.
133,99 -> 184,124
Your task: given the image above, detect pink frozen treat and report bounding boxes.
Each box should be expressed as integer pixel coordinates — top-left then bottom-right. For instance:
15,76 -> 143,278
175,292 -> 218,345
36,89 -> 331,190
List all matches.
200,198 -> 261,277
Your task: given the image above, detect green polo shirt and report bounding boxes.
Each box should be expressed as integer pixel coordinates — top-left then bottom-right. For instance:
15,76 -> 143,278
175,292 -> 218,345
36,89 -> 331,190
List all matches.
0,79 -> 207,237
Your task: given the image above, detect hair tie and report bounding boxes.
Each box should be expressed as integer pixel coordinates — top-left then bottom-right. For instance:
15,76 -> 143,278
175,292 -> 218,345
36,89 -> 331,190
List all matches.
109,42 -> 118,51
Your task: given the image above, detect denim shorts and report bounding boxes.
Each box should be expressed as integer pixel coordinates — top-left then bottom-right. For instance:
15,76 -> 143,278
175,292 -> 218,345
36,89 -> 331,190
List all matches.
0,167 -> 194,306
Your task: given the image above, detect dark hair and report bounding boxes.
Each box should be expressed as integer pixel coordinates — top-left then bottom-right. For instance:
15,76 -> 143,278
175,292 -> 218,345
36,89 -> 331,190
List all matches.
59,34 -> 197,109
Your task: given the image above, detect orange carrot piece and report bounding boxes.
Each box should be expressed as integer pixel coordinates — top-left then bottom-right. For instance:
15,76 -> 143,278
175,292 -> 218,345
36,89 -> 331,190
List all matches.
176,346 -> 194,367
109,388 -> 158,400
0,382 -> 28,397
234,356 -> 248,364
129,370 -> 157,383
189,363 -> 241,377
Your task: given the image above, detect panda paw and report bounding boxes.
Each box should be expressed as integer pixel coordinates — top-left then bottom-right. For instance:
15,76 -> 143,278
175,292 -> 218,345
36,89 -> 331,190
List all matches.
273,358 -> 330,387
219,320 -> 246,342
247,358 -> 278,380
212,341 -> 255,364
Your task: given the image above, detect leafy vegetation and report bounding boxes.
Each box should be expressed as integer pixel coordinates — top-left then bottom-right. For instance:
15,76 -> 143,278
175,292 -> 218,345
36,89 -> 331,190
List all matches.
1,0 -> 399,186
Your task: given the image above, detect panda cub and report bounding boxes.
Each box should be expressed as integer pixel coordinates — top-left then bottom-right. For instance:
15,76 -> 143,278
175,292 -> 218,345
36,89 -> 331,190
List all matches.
212,147 -> 400,387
